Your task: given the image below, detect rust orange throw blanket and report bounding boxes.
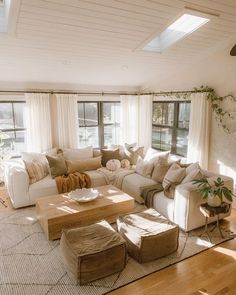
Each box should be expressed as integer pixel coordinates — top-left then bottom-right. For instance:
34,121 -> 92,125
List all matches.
55,172 -> 91,194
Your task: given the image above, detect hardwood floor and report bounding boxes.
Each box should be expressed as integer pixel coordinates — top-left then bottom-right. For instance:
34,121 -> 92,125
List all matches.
108,209 -> 236,295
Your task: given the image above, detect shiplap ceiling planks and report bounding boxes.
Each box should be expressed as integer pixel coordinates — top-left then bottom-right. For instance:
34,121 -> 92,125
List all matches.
0,0 -> 235,89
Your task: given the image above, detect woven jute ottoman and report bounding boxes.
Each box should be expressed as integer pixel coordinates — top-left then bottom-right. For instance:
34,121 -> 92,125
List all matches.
60,220 -> 127,285
117,208 -> 179,263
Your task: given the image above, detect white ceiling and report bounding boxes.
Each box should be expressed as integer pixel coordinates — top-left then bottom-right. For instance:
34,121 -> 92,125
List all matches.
0,0 -> 236,91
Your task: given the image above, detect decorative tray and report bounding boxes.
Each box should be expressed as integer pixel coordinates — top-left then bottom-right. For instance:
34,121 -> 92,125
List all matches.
68,188 -> 99,202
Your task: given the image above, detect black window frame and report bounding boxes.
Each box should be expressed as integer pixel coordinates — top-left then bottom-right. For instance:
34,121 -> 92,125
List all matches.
0,100 -> 27,150
152,100 -> 190,157
77,101 -> 120,148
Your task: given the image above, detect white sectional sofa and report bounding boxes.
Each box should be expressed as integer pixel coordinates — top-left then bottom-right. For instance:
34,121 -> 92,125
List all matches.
121,169 -> 233,232
4,153 -> 233,232
4,159 -> 107,209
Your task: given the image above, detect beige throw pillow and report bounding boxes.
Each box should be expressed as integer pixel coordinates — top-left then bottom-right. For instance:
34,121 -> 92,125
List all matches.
22,152 -> 49,174
66,156 -> 102,173
162,163 -> 186,198
24,160 -> 48,184
151,158 -> 170,183
181,168 -> 203,184
124,143 -> 144,165
62,146 -> 93,161
46,155 -> 67,178
151,158 -> 180,183
135,157 -> 154,178
144,148 -> 170,162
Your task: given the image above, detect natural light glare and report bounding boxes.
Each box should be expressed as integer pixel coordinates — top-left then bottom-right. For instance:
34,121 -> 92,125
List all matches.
143,13 -> 210,53
168,14 -> 209,33
213,246 -> 236,260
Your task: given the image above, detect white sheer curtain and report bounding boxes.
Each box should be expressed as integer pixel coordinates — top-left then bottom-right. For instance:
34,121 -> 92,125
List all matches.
25,93 -> 52,152
187,92 -> 211,169
55,94 -> 78,148
120,95 -> 139,145
138,95 -> 153,151
120,94 -> 153,151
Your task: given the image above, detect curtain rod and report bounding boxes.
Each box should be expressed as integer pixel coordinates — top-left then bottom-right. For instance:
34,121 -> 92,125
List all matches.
143,90 -> 212,96
0,90 -> 136,96
0,89 -> 212,96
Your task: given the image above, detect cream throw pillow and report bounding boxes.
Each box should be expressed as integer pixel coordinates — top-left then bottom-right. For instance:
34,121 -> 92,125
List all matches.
63,146 -> 93,161
162,163 -> 186,198
135,157 -> 154,178
24,160 -> 48,184
181,168 -> 203,184
66,156 -> 102,173
21,152 -> 49,174
124,143 -> 144,165
144,148 -> 170,162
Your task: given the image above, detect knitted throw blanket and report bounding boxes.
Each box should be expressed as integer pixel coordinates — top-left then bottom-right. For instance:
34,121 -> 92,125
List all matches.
55,172 -> 91,194
141,183 -> 163,208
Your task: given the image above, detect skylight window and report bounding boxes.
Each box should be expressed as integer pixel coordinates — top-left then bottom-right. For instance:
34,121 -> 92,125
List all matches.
0,0 -> 11,33
143,13 -> 210,53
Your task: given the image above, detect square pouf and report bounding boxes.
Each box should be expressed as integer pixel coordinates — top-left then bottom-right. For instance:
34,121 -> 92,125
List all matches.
117,208 -> 179,263
60,220 -> 127,285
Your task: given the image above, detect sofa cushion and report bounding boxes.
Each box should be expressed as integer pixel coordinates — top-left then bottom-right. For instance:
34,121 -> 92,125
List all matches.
122,173 -> 157,203
46,155 -> 67,178
181,168 -> 203,184
63,146 -> 93,161
162,163 -> 186,198
29,175 -> 58,202
24,160 -> 48,184
21,152 -> 49,173
101,149 -> 120,166
85,170 -> 107,187
135,157 -> 153,178
66,156 -> 102,173
124,144 -> 144,165
144,148 -> 169,162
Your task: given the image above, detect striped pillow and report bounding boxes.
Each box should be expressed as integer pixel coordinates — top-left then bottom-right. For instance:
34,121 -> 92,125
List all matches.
24,160 -> 48,184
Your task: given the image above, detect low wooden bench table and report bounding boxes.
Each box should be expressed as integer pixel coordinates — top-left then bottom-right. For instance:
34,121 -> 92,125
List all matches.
36,185 -> 135,240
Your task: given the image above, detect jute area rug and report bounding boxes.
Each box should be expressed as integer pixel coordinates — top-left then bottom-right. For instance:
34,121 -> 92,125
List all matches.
0,205 -> 235,295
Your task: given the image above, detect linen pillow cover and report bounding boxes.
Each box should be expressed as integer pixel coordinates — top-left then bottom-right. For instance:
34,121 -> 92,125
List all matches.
162,163 -> 186,198
46,155 -> 67,178
101,149 -> 120,166
66,156 -> 102,173
135,157 -> 154,178
124,143 -> 144,165
62,146 -> 93,161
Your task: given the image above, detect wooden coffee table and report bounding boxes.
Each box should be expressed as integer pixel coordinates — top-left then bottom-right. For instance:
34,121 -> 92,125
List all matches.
36,185 -> 135,240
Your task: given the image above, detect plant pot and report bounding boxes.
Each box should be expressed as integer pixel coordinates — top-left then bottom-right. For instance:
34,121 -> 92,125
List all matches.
207,194 -> 222,207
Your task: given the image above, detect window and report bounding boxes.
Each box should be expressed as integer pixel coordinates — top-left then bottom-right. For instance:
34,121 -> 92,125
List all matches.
103,102 -> 120,147
152,101 -> 190,157
0,101 -> 27,155
78,101 -> 120,148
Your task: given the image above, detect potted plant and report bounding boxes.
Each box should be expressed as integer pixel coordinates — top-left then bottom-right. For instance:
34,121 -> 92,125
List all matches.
193,177 -> 235,207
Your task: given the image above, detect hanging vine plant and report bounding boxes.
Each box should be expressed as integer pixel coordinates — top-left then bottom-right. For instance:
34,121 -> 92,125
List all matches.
157,85 -> 236,133
193,85 -> 236,133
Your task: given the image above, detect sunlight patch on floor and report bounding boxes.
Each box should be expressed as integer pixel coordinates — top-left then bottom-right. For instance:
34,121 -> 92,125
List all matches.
212,246 -> 236,259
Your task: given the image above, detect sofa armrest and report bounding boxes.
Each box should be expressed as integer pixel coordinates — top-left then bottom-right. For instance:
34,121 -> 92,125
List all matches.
5,165 -> 31,208
174,174 -> 233,232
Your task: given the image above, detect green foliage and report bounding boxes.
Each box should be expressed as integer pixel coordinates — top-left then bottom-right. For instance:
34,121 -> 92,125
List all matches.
158,85 -> 236,133
193,177 -> 236,202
